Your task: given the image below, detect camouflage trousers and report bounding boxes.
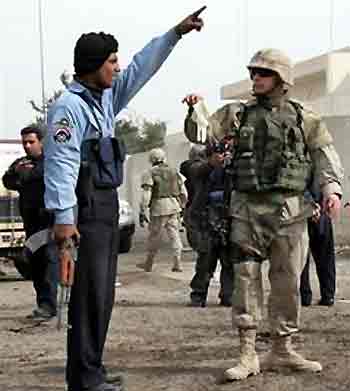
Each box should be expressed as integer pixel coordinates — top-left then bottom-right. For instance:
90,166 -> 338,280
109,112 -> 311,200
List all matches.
147,213 -> 183,260
229,192 -> 312,336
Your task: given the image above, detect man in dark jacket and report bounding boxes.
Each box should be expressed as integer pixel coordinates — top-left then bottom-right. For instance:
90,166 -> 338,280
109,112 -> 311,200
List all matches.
180,143 -> 234,307
2,126 -> 58,319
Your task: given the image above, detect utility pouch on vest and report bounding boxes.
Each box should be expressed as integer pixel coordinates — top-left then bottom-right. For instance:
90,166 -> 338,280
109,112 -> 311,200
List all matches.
234,126 -> 259,190
277,126 -> 309,192
94,137 -> 126,188
76,137 -> 126,204
238,126 -> 254,152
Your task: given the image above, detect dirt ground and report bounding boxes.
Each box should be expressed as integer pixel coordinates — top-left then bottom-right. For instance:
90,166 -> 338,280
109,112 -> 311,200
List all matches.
1,232 -> 350,391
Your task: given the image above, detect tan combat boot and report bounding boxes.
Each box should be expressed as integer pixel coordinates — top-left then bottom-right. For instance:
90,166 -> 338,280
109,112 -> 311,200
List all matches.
136,254 -> 154,272
171,256 -> 182,272
224,328 -> 260,381
261,335 -> 322,373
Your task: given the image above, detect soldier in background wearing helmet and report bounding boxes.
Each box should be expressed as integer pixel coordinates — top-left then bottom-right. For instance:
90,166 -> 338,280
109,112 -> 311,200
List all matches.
137,148 -> 187,272
183,48 -> 343,380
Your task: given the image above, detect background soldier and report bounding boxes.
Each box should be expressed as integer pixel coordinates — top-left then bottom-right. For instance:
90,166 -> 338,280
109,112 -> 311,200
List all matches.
138,148 -> 187,272
180,142 -> 234,307
2,126 -> 57,320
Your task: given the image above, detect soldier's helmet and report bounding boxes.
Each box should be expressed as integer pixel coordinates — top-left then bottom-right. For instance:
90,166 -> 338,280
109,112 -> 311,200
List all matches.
188,144 -> 207,161
149,148 -> 166,165
247,48 -> 293,86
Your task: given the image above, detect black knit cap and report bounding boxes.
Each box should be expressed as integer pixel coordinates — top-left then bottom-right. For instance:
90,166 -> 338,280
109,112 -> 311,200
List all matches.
74,32 -> 119,76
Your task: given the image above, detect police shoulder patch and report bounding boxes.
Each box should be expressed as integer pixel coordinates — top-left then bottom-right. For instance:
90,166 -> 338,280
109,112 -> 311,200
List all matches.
53,118 -> 72,143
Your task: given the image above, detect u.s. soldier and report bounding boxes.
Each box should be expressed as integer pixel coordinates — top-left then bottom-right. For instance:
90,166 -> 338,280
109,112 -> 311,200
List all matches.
138,148 -> 187,272
183,48 -> 343,381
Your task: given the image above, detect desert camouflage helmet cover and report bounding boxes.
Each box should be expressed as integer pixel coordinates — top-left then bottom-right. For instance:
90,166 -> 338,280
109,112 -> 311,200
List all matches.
247,48 -> 294,86
149,148 -> 166,164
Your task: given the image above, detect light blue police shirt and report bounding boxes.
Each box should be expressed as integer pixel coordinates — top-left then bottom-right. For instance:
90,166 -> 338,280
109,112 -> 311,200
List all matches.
44,29 -> 180,225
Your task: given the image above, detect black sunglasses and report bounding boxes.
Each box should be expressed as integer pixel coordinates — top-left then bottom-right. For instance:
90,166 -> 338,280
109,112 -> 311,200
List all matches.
249,67 -> 277,79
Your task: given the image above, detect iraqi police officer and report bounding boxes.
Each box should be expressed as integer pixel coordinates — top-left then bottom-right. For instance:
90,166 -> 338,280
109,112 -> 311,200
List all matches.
183,48 -> 343,380
44,8 -> 206,391
137,148 -> 186,272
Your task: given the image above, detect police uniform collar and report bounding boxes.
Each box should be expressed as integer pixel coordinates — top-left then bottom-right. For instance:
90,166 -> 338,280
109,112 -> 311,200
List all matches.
68,79 -> 86,94
69,78 -> 104,108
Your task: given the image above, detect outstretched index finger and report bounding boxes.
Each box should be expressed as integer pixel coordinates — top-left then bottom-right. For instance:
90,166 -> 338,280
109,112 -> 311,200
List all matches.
191,5 -> 207,18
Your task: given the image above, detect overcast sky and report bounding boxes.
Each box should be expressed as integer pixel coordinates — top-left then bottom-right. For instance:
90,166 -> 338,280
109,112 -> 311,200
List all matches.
1,0 -> 349,138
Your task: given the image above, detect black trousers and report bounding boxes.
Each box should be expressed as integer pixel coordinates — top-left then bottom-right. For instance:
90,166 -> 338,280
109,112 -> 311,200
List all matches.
190,238 -> 234,304
66,189 -> 119,390
300,214 -> 336,303
29,242 -> 59,314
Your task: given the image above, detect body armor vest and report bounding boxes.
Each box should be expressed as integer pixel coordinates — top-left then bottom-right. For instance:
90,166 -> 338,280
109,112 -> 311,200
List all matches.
233,99 -> 311,192
151,163 -> 180,200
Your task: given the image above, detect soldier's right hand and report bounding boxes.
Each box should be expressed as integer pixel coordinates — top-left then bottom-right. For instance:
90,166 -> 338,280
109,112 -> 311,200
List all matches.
182,94 -> 203,106
208,152 -> 224,167
53,224 -> 80,247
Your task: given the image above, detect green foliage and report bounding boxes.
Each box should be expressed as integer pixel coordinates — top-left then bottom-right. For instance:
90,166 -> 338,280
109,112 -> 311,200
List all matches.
116,118 -> 167,154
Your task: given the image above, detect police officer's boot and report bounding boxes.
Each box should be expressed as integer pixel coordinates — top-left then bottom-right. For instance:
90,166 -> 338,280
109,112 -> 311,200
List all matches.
136,254 -> 154,272
261,335 -> 322,372
171,256 -> 182,272
224,328 -> 260,381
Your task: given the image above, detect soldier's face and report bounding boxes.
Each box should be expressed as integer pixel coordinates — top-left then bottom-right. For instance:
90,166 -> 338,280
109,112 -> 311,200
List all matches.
96,53 -> 120,89
250,67 -> 280,96
22,133 -> 43,158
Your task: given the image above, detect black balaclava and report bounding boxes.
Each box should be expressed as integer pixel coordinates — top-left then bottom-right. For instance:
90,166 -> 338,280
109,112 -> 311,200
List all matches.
74,32 -> 119,76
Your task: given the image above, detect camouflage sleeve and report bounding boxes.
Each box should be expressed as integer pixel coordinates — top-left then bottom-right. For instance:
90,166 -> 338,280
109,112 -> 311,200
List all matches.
304,108 -> 333,150
184,106 -> 200,144
304,109 -> 344,197
311,145 -> 344,198
140,170 -> 153,189
208,103 -> 239,141
184,101 -> 239,143
140,188 -> 152,214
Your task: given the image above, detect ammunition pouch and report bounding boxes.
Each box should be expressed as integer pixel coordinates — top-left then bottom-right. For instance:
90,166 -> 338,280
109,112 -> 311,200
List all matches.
76,137 -> 126,205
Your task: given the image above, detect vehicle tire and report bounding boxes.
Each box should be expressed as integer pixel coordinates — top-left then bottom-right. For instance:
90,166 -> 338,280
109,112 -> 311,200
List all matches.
13,254 -> 32,280
119,236 -> 132,254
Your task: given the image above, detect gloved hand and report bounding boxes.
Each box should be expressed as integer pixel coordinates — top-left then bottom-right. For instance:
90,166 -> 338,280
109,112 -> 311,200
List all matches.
139,212 -> 149,228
